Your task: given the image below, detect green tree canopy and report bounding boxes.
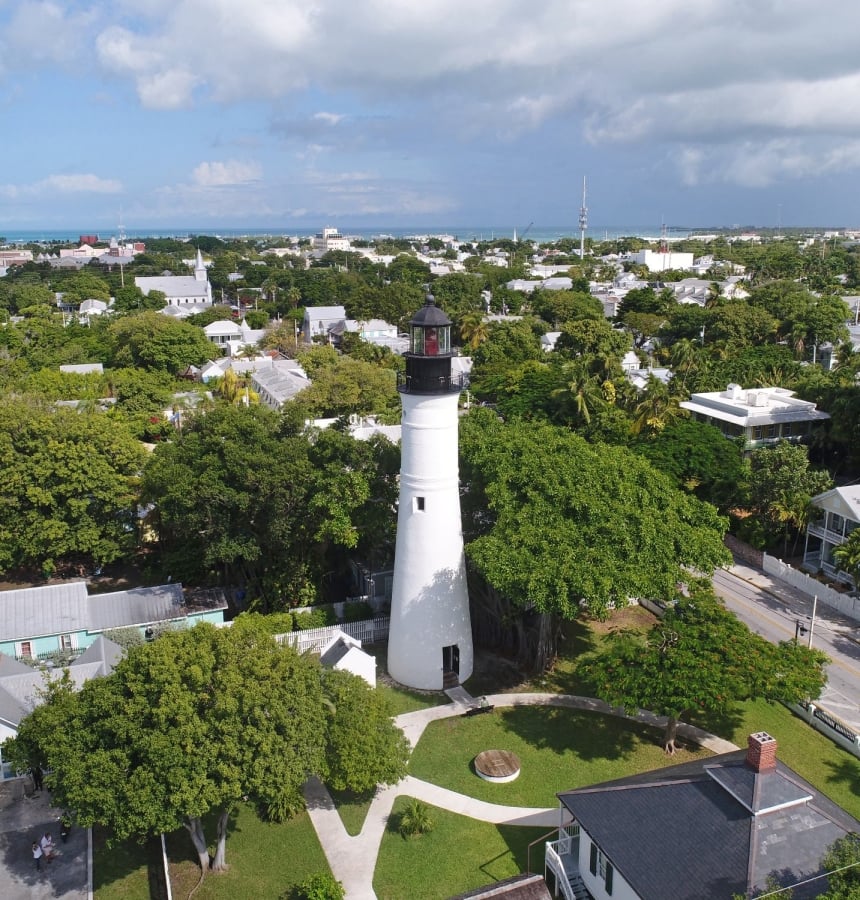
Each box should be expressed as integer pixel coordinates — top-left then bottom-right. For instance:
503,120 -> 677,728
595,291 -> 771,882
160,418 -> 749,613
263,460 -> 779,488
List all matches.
140,406 -> 399,606
108,311 -> 214,373
460,411 -> 731,626
6,619 -> 408,873
632,419 -> 746,511
581,590 -> 828,752
0,400 -> 146,576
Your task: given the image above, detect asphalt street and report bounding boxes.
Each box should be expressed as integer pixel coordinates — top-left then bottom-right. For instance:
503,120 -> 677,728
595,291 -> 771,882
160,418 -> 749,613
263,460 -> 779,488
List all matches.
714,563 -> 860,732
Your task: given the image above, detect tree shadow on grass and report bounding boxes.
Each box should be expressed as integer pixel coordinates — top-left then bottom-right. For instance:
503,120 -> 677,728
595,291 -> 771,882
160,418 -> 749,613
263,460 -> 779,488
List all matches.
491,824 -> 550,881
824,756 -> 860,799
496,705 -> 638,761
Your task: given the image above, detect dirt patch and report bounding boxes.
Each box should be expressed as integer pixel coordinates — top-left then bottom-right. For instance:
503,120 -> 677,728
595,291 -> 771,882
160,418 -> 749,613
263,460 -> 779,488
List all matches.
586,604 -> 657,636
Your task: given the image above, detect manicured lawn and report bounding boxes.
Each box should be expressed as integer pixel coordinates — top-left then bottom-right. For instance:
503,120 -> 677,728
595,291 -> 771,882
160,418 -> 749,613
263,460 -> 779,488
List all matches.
374,797 -> 548,900
164,803 -> 331,900
408,705 -> 709,808
328,787 -> 375,836
92,828 -> 152,900
367,643 -> 447,715
723,698 -> 860,821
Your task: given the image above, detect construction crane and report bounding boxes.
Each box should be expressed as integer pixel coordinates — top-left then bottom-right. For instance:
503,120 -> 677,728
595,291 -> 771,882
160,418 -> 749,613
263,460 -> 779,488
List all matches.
514,221 -> 534,243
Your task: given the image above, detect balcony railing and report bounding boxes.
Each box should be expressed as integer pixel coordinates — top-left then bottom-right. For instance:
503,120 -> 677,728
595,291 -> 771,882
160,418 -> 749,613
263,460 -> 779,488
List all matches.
397,371 -> 467,395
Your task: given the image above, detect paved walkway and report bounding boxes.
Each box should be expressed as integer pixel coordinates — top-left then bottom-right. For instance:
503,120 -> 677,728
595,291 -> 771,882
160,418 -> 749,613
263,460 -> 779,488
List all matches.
0,790 -> 89,900
303,692 -> 738,900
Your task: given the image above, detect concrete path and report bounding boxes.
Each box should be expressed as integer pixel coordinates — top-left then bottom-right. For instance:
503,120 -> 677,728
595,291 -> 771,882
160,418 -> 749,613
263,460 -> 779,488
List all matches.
303,693 -> 739,899
0,790 -> 89,900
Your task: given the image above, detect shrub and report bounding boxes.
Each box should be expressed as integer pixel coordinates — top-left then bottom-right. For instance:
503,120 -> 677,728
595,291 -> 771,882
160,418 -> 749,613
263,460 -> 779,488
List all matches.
398,800 -> 434,838
287,872 -> 345,900
293,606 -> 337,630
102,627 -> 145,650
343,601 -> 372,623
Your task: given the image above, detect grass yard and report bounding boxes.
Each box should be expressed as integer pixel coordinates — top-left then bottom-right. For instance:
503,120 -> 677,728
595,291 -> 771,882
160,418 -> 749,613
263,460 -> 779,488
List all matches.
367,643 -> 447,715
723,698 -> 860,821
164,802 -> 331,900
408,705 -> 709,808
374,797 -> 548,900
328,787 -> 375,836
92,828 -> 153,900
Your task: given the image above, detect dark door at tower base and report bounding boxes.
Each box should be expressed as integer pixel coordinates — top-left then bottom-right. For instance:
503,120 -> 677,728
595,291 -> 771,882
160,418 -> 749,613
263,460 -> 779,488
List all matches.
442,644 -> 460,675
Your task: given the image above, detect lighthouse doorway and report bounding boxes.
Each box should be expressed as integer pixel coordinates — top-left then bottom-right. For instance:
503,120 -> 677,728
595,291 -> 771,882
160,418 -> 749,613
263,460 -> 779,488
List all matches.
442,644 -> 460,678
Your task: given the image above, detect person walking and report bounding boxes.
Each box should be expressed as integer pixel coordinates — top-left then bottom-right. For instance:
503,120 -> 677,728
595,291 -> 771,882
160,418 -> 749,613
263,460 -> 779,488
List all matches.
40,832 -> 54,863
60,816 -> 72,843
32,841 -> 43,871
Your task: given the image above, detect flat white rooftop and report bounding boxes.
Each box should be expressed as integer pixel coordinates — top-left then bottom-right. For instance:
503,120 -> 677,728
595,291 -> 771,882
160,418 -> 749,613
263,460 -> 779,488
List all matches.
681,384 -> 830,427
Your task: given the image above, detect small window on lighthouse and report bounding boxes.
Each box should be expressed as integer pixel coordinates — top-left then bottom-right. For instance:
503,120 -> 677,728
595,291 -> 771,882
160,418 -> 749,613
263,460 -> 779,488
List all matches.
414,496 -> 426,512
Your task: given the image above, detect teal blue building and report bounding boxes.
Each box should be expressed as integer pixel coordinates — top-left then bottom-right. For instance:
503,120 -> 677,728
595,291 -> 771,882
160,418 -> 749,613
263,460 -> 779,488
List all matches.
0,581 -> 227,662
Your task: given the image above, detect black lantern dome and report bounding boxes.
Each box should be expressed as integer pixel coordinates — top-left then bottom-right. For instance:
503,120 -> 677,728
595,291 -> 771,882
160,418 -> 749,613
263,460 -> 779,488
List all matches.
398,293 -> 462,394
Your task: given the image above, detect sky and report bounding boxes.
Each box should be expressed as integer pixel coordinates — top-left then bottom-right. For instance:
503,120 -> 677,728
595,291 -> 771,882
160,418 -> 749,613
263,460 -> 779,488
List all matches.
2,0 -> 860,234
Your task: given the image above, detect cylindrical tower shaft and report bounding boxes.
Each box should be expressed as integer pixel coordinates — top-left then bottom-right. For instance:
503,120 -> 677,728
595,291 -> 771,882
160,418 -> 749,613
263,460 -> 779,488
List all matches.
387,293 -> 473,690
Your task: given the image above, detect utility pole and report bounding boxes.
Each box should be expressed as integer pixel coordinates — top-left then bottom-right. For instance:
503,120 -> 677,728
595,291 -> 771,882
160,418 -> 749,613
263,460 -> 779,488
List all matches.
808,595 -> 818,648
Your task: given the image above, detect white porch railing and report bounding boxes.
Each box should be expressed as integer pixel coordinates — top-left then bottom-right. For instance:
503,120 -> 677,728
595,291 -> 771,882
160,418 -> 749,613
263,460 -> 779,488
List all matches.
546,843 -> 577,900
546,823 -> 581,900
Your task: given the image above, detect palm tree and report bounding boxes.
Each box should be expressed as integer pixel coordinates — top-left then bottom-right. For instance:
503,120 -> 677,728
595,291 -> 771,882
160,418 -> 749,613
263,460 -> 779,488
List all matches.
705,281 -> 724,308
769,491 -> 812,558
833,530 -> 860,589
458,311 -> 490,351
669,338 -> 699,389
630,375 -> 688,437
551,362 -> 605,427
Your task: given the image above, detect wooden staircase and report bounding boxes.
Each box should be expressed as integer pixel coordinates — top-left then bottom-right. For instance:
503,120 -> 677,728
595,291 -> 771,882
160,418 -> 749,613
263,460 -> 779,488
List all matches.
442,670 -> 459,690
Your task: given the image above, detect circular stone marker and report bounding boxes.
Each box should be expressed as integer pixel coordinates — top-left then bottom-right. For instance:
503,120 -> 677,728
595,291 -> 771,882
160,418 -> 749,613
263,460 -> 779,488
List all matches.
474,749 -> 521,783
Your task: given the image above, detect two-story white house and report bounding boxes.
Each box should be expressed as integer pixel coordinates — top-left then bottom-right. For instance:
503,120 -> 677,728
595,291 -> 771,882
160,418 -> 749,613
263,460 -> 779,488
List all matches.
680,384 -> 830,452
802,485 -> 860,587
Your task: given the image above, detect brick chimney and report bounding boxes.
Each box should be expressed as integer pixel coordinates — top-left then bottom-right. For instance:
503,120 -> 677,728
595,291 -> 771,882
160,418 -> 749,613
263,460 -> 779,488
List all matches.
746,732 -> 778,773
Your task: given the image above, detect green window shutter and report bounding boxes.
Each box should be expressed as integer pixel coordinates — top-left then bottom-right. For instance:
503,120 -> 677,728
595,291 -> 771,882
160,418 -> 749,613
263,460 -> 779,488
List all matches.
589,843 -> 597,876
605,861 -> 614,895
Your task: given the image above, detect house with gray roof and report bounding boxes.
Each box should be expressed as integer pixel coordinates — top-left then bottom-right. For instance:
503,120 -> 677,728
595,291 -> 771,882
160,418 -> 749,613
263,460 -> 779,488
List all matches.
251,360 -> 312,409
0,581 -> 227,663
136,249 -> 213,310
302,305 -> 347,343
0,635 -> 124,776
546,732 -> 860,900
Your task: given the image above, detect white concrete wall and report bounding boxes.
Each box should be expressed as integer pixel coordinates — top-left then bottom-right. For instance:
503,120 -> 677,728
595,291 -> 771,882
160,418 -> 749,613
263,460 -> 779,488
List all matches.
578,833 -> 638,900
388,391 -> 473,689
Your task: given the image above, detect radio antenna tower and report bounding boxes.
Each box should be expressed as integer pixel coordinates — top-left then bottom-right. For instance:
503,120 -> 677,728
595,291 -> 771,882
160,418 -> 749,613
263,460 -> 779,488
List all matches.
579,176 -> 588,260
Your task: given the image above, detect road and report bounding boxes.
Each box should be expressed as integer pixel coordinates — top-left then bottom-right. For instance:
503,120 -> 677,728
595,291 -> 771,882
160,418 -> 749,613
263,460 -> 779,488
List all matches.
713,563 -> 860,733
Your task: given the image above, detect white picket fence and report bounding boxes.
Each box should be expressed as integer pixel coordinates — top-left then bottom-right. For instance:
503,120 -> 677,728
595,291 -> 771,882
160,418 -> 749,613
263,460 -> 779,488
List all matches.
275,617 -> 390,654
762,554 -> 860,622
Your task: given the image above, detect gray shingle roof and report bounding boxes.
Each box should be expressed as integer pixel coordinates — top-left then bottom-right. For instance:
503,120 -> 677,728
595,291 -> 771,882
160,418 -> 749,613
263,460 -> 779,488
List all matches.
559,752 -> 860,900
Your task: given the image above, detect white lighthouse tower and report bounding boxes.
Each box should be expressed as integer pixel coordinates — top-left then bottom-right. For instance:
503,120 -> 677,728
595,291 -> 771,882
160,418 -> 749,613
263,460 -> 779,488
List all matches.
387,294 -> 473,690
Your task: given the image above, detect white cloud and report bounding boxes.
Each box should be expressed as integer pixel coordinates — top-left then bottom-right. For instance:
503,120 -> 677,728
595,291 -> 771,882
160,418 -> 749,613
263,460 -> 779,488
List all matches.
0,173 -> 122,197
191,160 -> 262,187
314,112 -> 344,126
7,0 -> 860,195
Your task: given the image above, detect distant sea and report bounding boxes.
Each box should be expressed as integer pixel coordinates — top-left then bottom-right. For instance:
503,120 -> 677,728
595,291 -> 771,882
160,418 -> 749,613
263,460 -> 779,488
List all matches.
1,224 -> 686,245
